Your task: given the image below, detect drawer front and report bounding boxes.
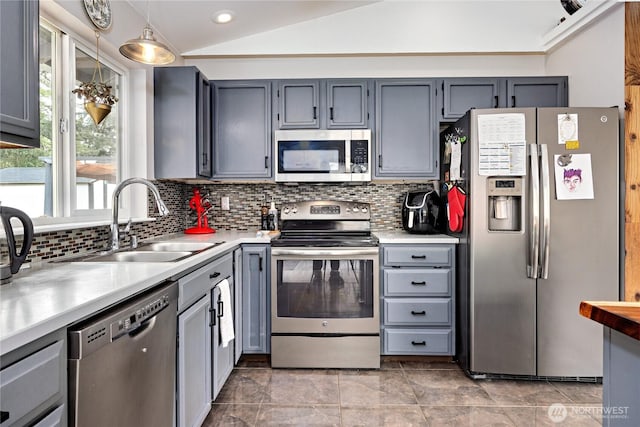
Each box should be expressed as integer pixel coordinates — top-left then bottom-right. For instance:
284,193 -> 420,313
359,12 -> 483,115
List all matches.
0,341 -> 64,427
383,328 -> 453,355
383,298 -> 451,325
179,252 -> 233,311
383,269 -> 451,296
34,405 -> 64,427
383,245 -> 452,267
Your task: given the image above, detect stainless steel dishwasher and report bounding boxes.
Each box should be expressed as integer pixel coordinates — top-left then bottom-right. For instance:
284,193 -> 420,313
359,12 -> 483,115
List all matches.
68,281 -> 178,427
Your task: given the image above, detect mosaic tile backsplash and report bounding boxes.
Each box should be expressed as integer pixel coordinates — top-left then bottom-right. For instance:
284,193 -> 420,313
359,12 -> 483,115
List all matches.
23,181 -> 438,263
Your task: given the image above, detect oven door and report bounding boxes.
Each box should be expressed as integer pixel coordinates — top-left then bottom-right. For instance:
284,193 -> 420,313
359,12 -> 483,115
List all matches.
271,247 -> 379,334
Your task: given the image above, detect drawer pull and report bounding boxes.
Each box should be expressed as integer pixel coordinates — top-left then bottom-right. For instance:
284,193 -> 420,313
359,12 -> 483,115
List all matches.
210,272 -> 221,279
411,340 -> 427,346
411,310 -> 426,316
411,255 -> 426,259
411,281 -> 427,286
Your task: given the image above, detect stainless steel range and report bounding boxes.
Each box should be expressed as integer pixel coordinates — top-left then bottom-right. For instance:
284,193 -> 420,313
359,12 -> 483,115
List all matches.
270,200 -> 380,369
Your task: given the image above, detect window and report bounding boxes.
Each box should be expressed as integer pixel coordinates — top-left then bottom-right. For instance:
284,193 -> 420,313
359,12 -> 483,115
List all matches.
0,20 -> 126,222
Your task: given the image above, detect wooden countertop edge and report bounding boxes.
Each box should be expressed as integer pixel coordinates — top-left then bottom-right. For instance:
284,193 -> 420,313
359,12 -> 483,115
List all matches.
580,301 -> 640,341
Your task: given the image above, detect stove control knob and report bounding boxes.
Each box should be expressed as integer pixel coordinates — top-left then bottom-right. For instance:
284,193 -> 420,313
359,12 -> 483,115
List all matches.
283,207 -> 290,214
361,207 -> 368,213
292,206 -> 298,214
322,321 -> 328,327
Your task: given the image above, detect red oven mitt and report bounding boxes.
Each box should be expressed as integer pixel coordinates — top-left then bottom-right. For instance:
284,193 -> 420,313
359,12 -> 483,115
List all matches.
447,185 -> 466,233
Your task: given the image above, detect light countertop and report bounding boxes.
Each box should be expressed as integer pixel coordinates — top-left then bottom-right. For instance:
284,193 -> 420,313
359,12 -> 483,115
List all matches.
374,231 -> 459,244
0,231 -> 271,355
0,230 -> 457,356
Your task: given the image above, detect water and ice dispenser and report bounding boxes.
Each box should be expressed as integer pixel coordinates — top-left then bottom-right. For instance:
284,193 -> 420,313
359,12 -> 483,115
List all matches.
487,177 -> 522,232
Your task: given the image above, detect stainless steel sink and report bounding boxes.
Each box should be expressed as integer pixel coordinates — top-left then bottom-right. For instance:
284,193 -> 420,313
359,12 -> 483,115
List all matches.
137,241 -> 218,252
54,240 -> 226,263
83,251 -> 192,263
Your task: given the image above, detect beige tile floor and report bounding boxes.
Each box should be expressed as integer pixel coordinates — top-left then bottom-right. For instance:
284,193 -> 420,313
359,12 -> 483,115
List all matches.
203,358 -> 603,426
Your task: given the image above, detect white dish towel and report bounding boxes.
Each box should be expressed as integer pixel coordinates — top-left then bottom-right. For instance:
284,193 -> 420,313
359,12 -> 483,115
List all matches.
217,278 -> 235,347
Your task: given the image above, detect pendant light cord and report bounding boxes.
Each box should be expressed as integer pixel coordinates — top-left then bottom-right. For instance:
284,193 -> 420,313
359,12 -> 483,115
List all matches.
90,30 -> 104,83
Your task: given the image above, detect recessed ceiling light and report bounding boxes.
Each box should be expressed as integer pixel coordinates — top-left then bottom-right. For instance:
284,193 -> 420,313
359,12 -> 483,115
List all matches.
212,10 -> 234,24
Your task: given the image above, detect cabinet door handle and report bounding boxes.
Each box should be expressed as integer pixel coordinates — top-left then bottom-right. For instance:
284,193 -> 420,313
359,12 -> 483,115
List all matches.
217,300 -> 224,318
313,106 -> 317,120
494,95 -> 499,108
1,411 -> 10,423
259,256 -> 263,271
411,281 -> 427,286
210,307 -> 216,326
511,95 -> 516,107
264,156 -> 269,169
202,152 -> 208,165
411,340 -> 427,346
411,255 -> 426,259
411,310 -> 426,316
378,155 -> 382,168
329,106 -> 334,120
210,272 -> 221,279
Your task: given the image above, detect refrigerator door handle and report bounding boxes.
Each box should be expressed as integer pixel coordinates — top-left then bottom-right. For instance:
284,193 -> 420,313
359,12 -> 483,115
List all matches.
528,144 -> 540,279
539,144 -> 551,279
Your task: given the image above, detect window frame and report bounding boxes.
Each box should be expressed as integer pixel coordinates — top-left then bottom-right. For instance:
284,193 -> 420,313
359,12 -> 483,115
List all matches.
29,15 -> 141,230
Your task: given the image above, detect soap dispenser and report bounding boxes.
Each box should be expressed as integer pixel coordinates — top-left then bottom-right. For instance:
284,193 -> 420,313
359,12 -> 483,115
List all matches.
268,201 -> 278,230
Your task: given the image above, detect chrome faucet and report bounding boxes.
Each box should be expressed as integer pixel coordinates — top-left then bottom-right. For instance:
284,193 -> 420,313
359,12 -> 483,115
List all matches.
110,178 -> 169,251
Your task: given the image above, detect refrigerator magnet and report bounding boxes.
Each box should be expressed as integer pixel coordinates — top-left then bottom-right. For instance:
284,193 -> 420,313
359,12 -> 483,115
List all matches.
554,153 -> 594,200
558,113 -> 579,145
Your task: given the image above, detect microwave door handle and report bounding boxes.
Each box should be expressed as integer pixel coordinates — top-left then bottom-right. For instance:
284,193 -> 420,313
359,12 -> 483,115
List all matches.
528,143 -> 540,279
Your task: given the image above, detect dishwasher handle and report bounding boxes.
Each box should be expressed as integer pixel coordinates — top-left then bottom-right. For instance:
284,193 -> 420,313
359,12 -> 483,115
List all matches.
127,316 -> 157,340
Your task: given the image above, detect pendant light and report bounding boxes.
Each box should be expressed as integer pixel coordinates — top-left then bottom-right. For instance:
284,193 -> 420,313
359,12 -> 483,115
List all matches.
119,0 -> 175,65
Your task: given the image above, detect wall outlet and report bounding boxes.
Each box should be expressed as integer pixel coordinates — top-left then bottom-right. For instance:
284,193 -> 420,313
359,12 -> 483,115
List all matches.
221,196 -> 230,210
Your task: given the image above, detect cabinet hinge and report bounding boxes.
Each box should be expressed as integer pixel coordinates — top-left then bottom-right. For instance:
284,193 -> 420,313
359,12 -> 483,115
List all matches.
59,118 -> 68,134
441,81 -> 444,91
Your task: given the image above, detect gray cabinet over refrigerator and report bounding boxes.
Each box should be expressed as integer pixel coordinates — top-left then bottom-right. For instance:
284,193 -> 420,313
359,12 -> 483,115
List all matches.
154,66 -> 212,179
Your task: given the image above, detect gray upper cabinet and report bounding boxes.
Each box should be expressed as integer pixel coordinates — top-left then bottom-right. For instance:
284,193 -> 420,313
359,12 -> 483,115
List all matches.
0,0 -> 39,148
276,79 -> 370,129
439,77 -> 568,121
154,66 -> 212,179
325,80 -> 370,128
277,80 -> 320,129
440,78 -> 500,121
212,81 -> 272,179
375,79 -> 438,178
506,77 -> 568,108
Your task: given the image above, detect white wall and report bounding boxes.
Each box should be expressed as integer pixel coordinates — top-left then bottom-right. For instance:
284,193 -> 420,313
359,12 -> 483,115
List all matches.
187,54 -> 547,80
545,4 -> 625,115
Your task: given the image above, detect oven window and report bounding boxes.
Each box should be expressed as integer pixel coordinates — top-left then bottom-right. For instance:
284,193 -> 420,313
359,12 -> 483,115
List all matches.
276,259 -> 374,318
278,140 -> 346,173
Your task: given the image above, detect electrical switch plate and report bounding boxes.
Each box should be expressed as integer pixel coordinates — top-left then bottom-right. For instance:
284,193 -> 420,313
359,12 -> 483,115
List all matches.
221,196 -> 230,210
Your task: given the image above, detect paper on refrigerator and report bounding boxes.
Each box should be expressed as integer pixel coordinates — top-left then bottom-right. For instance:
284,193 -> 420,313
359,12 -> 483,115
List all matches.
477,113 -> 527,176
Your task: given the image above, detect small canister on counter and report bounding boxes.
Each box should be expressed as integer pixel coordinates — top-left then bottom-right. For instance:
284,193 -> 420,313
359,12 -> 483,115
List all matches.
260,205 -> 269,230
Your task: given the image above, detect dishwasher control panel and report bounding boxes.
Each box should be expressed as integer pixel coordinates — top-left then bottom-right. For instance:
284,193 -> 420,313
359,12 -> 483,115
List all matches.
111,294 -> 171,339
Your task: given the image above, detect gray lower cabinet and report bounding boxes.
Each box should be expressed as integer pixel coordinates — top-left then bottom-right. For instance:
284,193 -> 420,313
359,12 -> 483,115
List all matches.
439,77 -> 569,121
176,252 -> 234,427
212,81 -> 272,179
0,330 -> 66,427
375,79 -> 438,179
242,244 -> 270,354
602,328 -> 640,427
154,66 -> 212,179
0,0 -> 39,148
381,244 -> 455,355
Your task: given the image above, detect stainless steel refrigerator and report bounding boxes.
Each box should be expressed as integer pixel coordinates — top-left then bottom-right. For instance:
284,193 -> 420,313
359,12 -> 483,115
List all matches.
444,107 -> 622,379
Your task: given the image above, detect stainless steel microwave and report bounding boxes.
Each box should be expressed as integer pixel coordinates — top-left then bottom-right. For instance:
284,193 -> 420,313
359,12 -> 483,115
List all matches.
274,129 -> 372,183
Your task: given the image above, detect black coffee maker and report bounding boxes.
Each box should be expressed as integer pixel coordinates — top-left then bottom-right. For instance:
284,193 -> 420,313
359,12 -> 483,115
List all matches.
402,190 -> 444,234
